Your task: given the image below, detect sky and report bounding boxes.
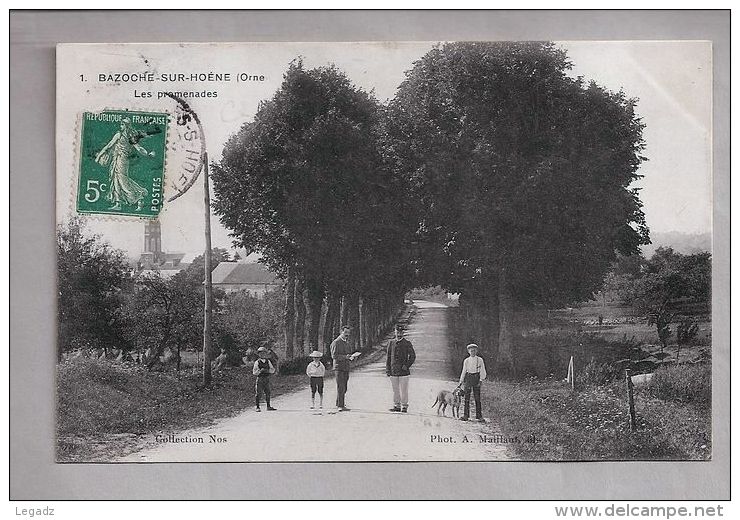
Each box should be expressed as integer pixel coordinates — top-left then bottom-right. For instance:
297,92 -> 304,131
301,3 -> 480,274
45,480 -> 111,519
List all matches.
56,41 -> 712,258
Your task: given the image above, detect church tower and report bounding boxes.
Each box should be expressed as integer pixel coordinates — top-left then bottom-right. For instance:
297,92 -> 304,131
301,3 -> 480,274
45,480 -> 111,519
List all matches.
143,219 -> 162,264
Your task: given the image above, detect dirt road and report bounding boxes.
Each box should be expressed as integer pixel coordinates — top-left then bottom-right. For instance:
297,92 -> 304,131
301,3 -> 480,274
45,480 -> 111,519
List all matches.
121,301 -> 512,462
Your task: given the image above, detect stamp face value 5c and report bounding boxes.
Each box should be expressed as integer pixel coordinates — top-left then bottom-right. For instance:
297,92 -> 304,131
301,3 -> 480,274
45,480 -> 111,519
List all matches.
77,110 -> 168,217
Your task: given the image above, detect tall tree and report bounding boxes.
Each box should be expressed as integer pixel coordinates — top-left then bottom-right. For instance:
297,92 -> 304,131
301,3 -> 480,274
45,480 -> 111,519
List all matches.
385,42 -> 649,372
57,218 -> 132,360
217,288 -> 283,352
283,267 -> 296,358
294,276 -> 306,356
212,61 -> 413,356
125,271 -> 202,370
126,255 -> 226,371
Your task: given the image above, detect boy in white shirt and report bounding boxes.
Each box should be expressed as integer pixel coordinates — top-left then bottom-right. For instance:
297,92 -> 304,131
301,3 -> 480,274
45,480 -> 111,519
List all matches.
306,350 -> 326,409
459,343 -> 487,422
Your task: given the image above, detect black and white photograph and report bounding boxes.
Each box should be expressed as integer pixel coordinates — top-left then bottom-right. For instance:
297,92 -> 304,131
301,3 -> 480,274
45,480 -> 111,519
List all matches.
54,39 -> 714,464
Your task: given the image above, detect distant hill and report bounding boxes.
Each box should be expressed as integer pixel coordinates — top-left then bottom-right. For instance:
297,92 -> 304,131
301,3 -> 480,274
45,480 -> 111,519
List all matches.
641,231 -> 712,257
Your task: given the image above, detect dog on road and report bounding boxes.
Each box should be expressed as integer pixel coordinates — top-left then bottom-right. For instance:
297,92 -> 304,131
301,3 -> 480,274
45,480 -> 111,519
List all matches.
431,387 -> 463,418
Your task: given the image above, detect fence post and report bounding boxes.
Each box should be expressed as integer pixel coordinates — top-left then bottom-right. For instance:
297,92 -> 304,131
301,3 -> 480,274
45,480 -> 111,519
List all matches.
625,368 -> 637,431
566,355 -> 575,391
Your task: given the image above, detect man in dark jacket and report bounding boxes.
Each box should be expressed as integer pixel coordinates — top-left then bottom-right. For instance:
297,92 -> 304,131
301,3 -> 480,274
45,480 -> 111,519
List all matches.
386,323 -> 416,413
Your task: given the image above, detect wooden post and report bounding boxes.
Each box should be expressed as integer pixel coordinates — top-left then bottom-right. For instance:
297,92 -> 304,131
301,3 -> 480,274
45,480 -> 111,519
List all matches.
202,153 -> 213,387
566,355 -> 575,391
625,369 -> 637,431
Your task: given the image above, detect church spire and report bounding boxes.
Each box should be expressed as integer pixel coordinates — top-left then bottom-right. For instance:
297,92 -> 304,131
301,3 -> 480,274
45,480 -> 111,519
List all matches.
144,219 -> 162,261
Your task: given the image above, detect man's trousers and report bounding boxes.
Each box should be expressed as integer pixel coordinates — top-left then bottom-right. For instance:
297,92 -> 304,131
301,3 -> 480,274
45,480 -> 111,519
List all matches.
335,370 -> 350,408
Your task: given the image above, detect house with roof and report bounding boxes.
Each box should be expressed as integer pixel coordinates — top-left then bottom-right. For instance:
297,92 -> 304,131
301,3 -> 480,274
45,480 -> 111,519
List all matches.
210,261 -> 281,297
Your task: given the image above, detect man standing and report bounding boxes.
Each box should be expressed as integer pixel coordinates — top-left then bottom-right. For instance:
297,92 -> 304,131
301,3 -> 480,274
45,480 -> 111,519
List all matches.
386,323 -> 416,413
330,325 -> 355,411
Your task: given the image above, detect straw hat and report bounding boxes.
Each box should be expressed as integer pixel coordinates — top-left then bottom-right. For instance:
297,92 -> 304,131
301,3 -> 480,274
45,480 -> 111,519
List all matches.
309,350 -> 323,358
466,343 -> 479,351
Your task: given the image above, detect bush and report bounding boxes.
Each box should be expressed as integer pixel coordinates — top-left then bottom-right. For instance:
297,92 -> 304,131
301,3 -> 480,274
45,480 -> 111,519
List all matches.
576,359 -> 622,387
217,289 -> 283,352
407,286 -> 452,305
647,363 -> 711,406
278,355 -> 315,375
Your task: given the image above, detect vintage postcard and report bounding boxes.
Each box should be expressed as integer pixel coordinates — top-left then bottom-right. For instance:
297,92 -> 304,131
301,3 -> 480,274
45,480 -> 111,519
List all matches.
55,41 -> 713,464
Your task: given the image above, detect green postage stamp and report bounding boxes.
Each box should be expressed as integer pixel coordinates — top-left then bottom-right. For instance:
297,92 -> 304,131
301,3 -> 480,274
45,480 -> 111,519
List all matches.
77,110 -> 169,217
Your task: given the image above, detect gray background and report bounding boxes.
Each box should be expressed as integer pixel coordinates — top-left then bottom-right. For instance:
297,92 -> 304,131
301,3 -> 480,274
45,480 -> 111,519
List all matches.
10,10 -> 730,500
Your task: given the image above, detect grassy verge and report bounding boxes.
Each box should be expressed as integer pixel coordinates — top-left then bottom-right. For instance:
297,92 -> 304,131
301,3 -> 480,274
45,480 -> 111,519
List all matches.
57,310 -> 399,462
481,364 -> 711,461
56,359 -> 302,462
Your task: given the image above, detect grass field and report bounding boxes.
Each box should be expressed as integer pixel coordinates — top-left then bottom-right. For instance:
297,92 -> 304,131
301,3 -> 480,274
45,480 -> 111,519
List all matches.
481,363 -> 711,460
449,300 -> 712,460
507,303 -> 710,378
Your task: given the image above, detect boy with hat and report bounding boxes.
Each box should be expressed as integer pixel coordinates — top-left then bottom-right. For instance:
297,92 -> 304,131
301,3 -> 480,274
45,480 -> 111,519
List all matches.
459,343 -> 487,422
305,350 -> 326,409
252,346 -> 277,412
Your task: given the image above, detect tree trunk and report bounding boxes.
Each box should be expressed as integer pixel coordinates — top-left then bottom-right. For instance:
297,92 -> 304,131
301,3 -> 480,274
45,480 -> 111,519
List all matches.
332,302 -> 340,339
304,278 -> 324,354
486,294 -> 500,361
294,276 -> 306,358
283,267 -> 296,359
341,294 -> 350,327
358,296 -> 367,350
147,333 -> 169,370
369,299 -> 377,345
369,298 -> 377,345
323,293 -> 340,352
383,296 -> 389,332
498,267 -> 516,375
345,292 -> 360,350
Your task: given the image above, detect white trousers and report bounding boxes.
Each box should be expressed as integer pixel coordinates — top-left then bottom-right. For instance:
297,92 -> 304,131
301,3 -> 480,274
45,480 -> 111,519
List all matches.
390,375 -> 410,407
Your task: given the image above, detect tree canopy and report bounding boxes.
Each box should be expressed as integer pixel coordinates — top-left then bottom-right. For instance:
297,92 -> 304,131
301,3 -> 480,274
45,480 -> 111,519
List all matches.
57,218 -> 133,359
124,269 -> 204,368
210,44 -> 654,371
630,247 -> 711,353
384,41 -> 649,307
212,60 -> 415,301
632,247 -> 711,314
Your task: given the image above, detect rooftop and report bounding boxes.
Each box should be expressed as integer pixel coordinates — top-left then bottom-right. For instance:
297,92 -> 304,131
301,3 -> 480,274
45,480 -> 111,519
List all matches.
211,262 -> 280,285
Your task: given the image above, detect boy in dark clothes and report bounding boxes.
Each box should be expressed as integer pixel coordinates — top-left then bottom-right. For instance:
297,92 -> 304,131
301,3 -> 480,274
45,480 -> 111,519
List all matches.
253,346 -> 277,412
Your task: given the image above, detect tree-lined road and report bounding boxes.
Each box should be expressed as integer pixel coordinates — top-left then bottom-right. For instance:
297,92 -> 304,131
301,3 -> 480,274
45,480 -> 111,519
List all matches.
121,301 -> 512,462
